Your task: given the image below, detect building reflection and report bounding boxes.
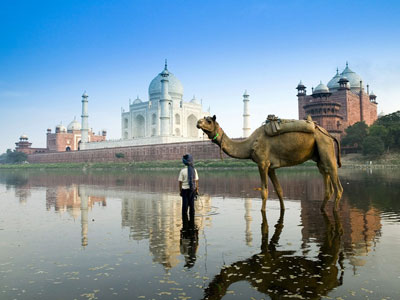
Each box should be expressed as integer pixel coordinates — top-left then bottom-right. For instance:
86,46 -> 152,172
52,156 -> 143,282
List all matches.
244,198 -> 253,246
120,192 -> 212,269
45,185 -> 106,247
0,169 -> 390,272
300,195 -> 381,271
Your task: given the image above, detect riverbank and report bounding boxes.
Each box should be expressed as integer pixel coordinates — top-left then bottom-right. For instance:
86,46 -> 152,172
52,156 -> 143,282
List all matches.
0,158 -> 313,170
0,153 -> 399,170
341,153 -> 400,169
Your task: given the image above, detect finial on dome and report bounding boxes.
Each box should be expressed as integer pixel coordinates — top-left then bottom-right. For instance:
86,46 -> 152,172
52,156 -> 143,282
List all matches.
161,59 -> 169,77
336,67 -> 339,74
346,61 -> 348,67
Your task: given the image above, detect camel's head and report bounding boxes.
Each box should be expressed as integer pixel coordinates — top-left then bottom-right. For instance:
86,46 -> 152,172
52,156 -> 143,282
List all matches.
197,115 -> 219,139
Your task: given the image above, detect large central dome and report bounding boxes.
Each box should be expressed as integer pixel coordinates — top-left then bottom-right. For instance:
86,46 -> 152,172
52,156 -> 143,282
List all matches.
327,63 -> 363,91
148,63 -> 184,100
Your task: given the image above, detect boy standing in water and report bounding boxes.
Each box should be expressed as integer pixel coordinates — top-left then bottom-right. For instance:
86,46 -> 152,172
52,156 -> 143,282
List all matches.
178,154 -> 199,218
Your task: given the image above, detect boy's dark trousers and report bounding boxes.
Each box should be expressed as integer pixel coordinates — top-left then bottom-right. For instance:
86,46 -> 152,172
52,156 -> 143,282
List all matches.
181,189 -> 195,218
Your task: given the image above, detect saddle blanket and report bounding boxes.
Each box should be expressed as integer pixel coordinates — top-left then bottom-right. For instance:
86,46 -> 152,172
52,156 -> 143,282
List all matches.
264,114 -> 316,136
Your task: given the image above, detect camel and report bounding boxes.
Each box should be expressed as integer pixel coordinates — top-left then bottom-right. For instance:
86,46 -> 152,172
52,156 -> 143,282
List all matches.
197,115 -> 343,211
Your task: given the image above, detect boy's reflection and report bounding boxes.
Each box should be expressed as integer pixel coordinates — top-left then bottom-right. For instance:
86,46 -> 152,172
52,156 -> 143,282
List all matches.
180,214 -> 199,268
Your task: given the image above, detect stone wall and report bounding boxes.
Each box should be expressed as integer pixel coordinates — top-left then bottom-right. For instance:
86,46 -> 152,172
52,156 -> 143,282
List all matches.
27,140 -> 228,163
298,88 -> 377,139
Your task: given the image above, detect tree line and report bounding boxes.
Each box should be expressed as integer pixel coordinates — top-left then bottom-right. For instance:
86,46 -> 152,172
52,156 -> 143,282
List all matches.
341,111 -> 400,156
0,149 -> 28,164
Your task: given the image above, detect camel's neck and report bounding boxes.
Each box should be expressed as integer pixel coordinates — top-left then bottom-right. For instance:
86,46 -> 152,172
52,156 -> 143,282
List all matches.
213,127 -> 254,159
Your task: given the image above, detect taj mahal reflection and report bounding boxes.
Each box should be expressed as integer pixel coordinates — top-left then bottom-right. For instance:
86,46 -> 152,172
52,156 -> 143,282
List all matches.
120,191 -> 212,269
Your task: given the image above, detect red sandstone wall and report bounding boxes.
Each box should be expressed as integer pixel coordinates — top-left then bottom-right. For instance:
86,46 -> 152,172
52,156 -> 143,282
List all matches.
298,89 -> 377,138
27,140 -> 228,163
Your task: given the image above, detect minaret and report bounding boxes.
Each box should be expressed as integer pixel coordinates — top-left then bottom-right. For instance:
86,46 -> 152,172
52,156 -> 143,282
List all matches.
81,91 -> 89,143
80,188 -> 89,247
160,60 -> 171,136
296,81 -> 307,120
242,90 -> 250,138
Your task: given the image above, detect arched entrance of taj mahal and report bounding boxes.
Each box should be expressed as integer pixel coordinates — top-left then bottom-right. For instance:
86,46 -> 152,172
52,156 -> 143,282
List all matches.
133,115 -> 145,138
187,114 -> 198,137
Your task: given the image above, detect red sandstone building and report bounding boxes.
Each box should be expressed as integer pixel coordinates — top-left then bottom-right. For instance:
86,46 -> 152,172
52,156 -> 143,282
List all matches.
15,119 -> 106,154
297,63 -> 378,139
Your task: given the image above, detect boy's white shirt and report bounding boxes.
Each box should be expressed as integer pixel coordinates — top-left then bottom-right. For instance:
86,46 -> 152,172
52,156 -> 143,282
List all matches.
178,168 -> 199,189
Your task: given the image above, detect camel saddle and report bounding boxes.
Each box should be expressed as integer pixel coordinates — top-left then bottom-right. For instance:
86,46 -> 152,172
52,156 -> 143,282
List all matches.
264,114 -> 316,137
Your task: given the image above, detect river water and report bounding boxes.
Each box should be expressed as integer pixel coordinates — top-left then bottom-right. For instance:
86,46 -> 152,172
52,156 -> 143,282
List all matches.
0,168 -> 399,300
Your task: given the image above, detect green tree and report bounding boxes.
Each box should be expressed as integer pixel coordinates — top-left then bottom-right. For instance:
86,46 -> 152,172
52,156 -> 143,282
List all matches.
362,136 -> 385,157
1,150 -> 28,164
0,152 -> 7,164
368,124 -> 390,151
341,121 -> 368,150
375,111 -> 400,150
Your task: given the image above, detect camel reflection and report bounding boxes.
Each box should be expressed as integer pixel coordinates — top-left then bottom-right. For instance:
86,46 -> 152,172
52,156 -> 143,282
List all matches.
204,211 -> 343,300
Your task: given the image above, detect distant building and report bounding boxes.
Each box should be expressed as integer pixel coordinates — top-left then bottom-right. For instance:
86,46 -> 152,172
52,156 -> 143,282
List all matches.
46,117 -> 106,152
15,135 -> 47,154
297,63 -> 378,139
15,93 -> 106,153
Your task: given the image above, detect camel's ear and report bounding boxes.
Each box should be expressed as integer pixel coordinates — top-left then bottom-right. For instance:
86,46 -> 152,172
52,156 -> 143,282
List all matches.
212,115 -> 216,121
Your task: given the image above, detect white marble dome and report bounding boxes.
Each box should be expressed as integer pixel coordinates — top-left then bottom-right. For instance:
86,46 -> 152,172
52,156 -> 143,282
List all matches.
190,96 -> 199,104
132,96 -> 142,105
148,71 -> 184,98
67,119 -> 81,131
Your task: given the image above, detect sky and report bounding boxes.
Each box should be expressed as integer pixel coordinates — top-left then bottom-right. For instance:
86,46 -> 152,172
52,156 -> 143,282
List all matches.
1,0 -> 400,153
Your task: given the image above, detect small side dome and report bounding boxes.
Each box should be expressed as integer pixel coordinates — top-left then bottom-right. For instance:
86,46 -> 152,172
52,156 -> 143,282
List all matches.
190,95 -> 199,104
56,124 -> 67,133
296,80 -> 306,89
313,81 -> 330,94
67,118 -> 82,131
133,96 -> 142,105
20,134 -> 28,140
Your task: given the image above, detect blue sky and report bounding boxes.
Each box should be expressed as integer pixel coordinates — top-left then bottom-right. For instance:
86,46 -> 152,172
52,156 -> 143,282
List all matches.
1,0 -> 399,153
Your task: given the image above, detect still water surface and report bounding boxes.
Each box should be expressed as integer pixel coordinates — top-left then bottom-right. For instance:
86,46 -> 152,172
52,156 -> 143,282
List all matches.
0,168 -> 399,300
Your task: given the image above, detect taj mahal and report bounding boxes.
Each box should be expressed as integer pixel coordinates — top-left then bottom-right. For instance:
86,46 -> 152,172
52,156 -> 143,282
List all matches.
81,61 -> 216,150
121,61 -> 207,141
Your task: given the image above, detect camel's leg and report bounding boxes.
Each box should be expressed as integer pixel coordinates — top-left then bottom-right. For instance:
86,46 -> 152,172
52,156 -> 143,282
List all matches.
329,167 -> 343,211
318,160 -> 343,211
257,164 -> 269,212
318,163 -> 334,211
268,169 -> 285,211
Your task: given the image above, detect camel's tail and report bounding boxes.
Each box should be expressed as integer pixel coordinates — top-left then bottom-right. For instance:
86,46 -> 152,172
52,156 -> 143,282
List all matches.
316,125 -> 342,168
